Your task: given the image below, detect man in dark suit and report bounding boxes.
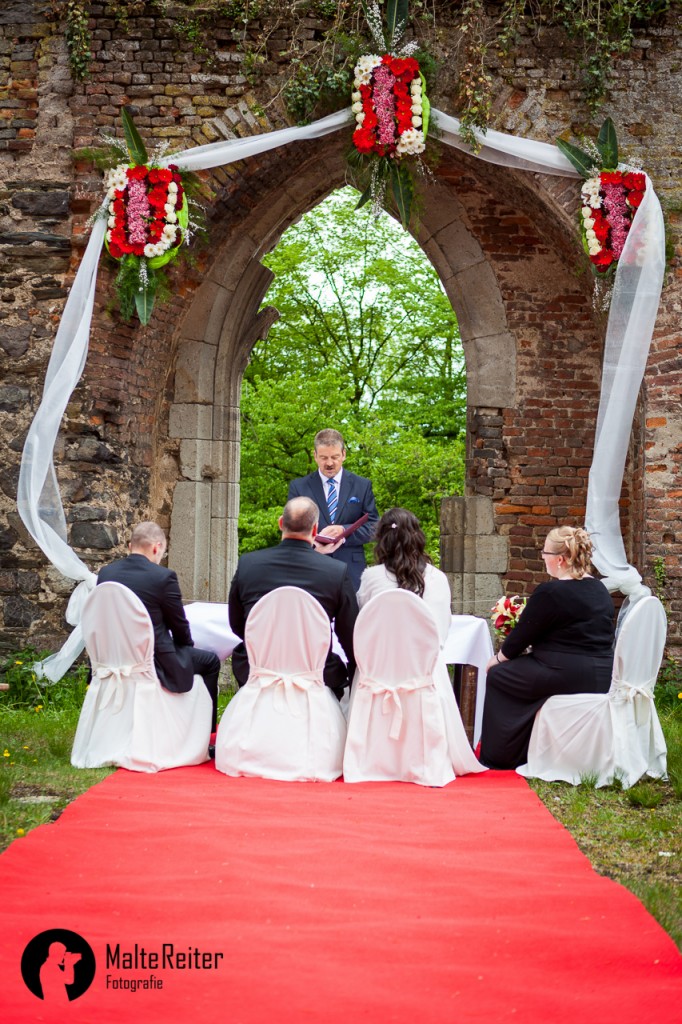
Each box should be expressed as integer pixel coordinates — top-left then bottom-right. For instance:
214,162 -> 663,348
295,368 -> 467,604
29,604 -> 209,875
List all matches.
98,522 -> 220,730
228,496 -> 358,699
287,428 -> 379,591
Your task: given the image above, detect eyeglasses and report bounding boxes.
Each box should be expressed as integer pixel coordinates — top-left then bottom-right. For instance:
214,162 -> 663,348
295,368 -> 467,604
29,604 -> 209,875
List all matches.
541,550 -> 559,556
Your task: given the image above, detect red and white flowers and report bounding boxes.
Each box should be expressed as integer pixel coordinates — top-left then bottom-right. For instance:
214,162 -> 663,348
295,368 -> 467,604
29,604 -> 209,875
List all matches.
580,170 -> 646,272
104,163 -> 186,261
490,595 -> 527,641
352,53 -> 427,159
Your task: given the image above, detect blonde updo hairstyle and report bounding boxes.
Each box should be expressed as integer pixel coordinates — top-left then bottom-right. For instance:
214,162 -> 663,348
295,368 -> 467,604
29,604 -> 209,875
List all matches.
544,526 -> 593,579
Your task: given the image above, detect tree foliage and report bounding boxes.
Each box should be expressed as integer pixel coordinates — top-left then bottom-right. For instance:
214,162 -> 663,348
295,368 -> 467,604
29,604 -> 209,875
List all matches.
239,186 -> 466,559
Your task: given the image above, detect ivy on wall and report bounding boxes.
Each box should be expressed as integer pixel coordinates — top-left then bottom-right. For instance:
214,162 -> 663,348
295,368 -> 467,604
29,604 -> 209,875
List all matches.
51,0 -> 673,141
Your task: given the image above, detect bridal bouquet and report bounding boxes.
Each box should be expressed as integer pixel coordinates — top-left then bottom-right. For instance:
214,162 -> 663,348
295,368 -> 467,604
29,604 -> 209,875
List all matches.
556,117 -> 646,276
490,595 -> 526,641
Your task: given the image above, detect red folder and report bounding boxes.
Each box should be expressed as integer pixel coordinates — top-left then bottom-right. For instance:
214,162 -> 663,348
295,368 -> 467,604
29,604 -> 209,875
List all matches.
315,513 -> 370,545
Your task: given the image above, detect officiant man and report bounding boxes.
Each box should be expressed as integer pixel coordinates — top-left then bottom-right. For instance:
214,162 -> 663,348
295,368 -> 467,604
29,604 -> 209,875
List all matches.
98,522 -> 220,730
228,496 -> 358,699
287,428 -> 379,591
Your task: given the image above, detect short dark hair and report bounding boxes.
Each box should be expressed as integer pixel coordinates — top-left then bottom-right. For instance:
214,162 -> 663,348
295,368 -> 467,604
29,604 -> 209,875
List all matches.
130,522 -> 166,549
281,496 -> 319,535
314,429 -> 345,451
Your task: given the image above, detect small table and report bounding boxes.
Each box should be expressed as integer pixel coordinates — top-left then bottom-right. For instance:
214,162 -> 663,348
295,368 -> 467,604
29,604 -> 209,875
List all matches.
442,615 -> 493,747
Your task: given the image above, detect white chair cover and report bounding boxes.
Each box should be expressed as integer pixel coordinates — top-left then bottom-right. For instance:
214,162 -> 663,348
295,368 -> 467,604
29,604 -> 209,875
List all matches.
343,591 -> 456,787
215,587 -> 347,782
517,596 -> 668,789
71,582 -> 211,772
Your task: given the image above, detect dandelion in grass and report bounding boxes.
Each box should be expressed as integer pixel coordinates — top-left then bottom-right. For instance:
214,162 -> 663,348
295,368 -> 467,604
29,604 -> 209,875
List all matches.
16,829 -> 25,837
15,660 -> 23,665
34,705 -> 43,713
3,749 -> 9,758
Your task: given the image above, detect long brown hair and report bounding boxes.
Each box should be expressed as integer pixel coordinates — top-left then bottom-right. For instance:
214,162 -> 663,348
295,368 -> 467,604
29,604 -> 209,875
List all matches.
373,508 -> 431,597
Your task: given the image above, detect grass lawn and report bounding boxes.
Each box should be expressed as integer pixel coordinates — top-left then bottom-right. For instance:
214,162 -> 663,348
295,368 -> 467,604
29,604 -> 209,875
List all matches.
1,655 -> 681,950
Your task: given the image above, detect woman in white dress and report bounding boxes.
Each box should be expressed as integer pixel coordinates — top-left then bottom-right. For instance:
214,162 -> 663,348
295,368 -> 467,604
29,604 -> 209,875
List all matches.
357,508 -> 486,776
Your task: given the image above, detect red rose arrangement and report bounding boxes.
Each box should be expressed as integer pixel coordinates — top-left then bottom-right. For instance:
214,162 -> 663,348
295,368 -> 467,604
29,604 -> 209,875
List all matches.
580,170 -> 646,272
347,1 -> 432,229
94,107 -> 198,324
557,118 -> 648,278
105,163 -> 187,262
352,53 -> 428,159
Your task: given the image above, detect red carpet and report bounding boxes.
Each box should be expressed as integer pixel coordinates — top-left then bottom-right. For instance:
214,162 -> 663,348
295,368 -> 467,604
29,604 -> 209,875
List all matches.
0,766 -> 680,1023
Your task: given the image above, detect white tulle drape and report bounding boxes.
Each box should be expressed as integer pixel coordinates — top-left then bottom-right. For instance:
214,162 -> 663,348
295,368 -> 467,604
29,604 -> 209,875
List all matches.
17,106 -> 665,679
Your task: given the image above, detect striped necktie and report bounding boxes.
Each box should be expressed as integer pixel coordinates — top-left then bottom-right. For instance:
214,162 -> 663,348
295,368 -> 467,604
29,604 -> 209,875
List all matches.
326,478 -> 338,522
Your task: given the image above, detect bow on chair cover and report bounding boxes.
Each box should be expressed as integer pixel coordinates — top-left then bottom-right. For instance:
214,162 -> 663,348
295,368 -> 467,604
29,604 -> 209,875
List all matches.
91,661 -> 149,713
344,590 -> 455,787
215,587 -> 347,782
71,581 -> 212,771
356,673 -> 435,740
17,108 -> 666,679
517,595 -> 668,789
249,667 -> 326,718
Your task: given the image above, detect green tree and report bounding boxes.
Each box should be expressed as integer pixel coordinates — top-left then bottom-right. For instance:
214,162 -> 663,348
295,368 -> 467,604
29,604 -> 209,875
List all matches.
239,186 -> 466,558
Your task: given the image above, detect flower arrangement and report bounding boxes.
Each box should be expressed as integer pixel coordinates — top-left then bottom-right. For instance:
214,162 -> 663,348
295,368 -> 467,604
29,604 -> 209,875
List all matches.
104,163 -> 186,264
490,595 -> 526,641
352,54 -> 428,160
557,117 -> 646,277
84,107 -> 201,324
348,0 -> 430,228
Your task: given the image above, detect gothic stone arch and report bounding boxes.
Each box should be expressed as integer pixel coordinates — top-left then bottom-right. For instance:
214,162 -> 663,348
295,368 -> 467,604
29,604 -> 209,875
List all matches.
160,133 -> 605,616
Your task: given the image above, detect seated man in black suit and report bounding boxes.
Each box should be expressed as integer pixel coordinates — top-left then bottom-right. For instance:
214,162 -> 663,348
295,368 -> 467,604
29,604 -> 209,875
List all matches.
98,522 -> 220,731
228,497 -> 358,699
287,428 -> 379,591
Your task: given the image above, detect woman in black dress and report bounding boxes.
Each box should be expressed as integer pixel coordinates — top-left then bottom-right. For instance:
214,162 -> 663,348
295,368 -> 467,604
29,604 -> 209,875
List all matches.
480,526 -> 615,769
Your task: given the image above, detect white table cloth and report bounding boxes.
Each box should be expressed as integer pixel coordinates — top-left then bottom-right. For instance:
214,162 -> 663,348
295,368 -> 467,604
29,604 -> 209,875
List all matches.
184,602 -> 241,662
184,602 -> 492,746
442,615 -> 493,747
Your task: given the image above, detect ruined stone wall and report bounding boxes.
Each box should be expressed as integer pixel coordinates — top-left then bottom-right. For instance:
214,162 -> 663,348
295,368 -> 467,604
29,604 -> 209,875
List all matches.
1,2 -> 680,657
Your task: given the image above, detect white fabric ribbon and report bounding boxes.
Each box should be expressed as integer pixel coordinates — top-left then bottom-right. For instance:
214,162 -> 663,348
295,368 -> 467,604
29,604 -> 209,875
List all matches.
16,107 -> 665,679
611,678 -> 656,726
92,661 -> 148,713
359,675 -> 434,740
250,667 -> 324,716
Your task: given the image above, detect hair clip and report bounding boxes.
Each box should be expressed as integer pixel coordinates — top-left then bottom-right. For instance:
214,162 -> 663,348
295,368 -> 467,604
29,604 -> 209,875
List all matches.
390,523 -> 397,529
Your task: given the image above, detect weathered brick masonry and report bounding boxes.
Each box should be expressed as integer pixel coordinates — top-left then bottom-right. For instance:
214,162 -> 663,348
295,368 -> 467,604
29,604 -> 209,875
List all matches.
0,2 -> 680,658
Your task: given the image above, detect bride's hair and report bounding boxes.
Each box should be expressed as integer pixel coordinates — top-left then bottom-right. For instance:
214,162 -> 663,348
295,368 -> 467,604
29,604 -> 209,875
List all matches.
373,508 -> 431,596
544,525 -> 593,579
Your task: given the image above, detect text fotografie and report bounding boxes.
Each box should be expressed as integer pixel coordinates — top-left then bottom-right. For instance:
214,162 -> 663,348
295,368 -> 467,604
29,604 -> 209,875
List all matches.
106,943 -> 225,971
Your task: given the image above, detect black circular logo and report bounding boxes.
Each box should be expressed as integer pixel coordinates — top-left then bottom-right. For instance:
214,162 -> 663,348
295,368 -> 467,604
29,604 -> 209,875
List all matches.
21,929 -> 96,1002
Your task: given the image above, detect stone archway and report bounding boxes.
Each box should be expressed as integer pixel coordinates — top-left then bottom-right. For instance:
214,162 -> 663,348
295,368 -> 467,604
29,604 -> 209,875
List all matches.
165,135 -> 601,615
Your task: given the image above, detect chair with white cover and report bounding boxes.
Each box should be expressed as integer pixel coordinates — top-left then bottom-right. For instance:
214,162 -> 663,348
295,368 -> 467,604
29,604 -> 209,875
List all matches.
517,595 -> 668,789
215,587 -> 347,782
71,582 -> 212,772
343,591 -> 455,786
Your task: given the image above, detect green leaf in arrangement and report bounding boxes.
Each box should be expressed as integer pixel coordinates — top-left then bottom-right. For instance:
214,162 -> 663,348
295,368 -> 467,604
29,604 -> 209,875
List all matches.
121,106 -> 149,166
556,138 -> 598,179
390,164 -> 413,230
385,0 -> 409,48
596,117 -> 618,170
355,186 -> 372,210
134,281 -> 157,325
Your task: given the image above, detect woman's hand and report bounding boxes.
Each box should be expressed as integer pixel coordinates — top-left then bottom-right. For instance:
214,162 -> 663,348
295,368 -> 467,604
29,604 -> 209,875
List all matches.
486,651 -> 508,672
